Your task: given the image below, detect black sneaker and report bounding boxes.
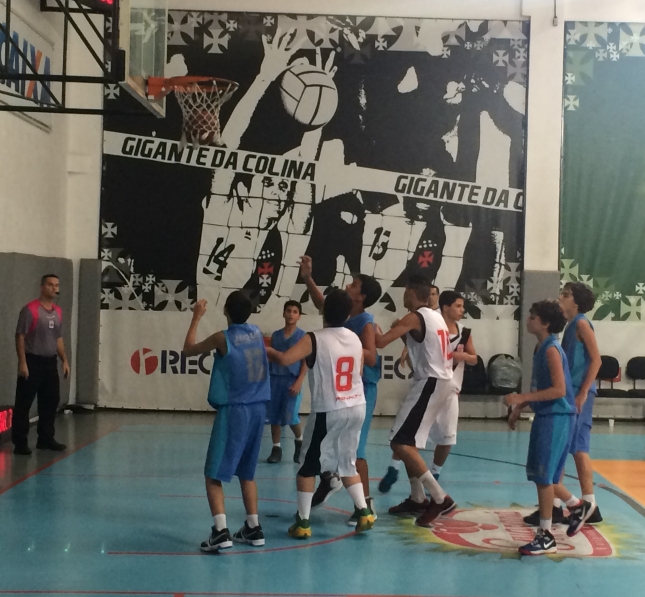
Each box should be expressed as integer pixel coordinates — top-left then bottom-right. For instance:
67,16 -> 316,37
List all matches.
232,522 -> 265,546
519,529 -> 557,555
267,446 -> 282,464
293,439 -> 302,463
200,526 -> 233,552
567,500 -> 598,537
36,440 -> 66,451
523,506 -> 568,526
311,471 -> 342,508
587,505 -> 603,524
13,445 -> 32,456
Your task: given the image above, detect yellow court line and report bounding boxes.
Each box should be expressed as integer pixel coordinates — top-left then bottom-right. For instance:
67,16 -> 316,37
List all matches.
593,460 -> 645,506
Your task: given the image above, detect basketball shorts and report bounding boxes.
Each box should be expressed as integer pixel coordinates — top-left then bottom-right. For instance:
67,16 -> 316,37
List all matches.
298,403 -> 366,478
428,389 -> 459,447
267,374 -> 301,427
390,377 -> 454,448
569,390 -> 596,454
526,413 -> 574,485
205,402 -> 266,483
357,382 -> 378,460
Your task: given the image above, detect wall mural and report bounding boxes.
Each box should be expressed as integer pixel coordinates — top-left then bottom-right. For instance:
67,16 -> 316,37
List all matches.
561,21 -> 645,322
98,13 -> 529,410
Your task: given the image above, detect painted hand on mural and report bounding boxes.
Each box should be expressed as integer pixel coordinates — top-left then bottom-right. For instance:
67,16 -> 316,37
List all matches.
258,28 -> 306,83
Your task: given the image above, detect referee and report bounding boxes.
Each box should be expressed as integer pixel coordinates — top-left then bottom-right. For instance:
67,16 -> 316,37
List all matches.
12,274 -> 70,455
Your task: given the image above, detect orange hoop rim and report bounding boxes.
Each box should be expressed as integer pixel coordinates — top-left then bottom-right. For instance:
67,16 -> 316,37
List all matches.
148,76 -> 239,101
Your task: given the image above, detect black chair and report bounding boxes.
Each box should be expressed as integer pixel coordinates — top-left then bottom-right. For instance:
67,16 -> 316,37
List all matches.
626,357 -> 645,398
461,355 -> 488,395
596,355 -> 628,397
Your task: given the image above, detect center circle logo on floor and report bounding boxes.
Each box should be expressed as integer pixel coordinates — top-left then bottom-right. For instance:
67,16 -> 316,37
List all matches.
130,348 -> 159,375
418,508 -> 614,557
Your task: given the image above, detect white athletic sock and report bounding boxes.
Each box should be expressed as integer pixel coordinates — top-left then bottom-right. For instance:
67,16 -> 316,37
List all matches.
409,477 -> 426,503
430,462 -> 443,476
540,518 -> 552,532
419,471 -> 446,503
273,442 -> 281,448
346,482 -> 367,510
295,436 -> 303,442
391,458 -> 403,470
582,493 -> 596,506
246,514 -> 259,529
565,495 -> 581,508
213,514 -> 227,531
297,491 -> 313,521
553,498 -> 562,508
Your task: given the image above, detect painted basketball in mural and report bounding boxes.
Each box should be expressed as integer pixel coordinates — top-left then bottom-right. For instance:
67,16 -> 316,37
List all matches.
279,63 -> 339,127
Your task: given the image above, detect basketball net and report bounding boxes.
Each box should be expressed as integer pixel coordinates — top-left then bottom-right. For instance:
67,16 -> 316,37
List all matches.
148,77 -> 239,149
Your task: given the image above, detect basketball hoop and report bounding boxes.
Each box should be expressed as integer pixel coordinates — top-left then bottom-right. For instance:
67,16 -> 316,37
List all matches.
148,76 -> 239,148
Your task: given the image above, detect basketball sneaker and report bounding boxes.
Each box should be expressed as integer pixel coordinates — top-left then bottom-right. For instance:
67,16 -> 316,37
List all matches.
355,508 -> 375,533
347,497 -> 377,526
232,522 -> 265,546
388,497 -> 431,516
200,527 -> 233,552
587,505 -> 603,524
415,495 -> 456,528
267,446 -> 282,464
288,513 -> 311,539
523,506 -> 568,526
378,466 -> 399,493
311,471 -> 342,508
567,500 -> 597,537
293,439 -> 302,463
519,529 -> 557,555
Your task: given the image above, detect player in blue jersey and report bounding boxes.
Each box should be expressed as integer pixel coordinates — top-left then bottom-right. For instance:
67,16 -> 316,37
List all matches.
555,282 -> 602,534
183,291 -> 271,553
506,300 -> 575,555
266,300 -> 307,464
299,255 -> 382,523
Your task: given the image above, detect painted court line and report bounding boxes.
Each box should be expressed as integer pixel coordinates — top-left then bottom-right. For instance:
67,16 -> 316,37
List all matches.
0,592 -> 475,597
0,426 -> 121,496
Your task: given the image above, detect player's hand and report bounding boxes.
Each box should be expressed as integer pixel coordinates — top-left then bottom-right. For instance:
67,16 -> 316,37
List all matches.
299,255 -> 313,280
260,28 -> 305,82
18,362 -> 29,379
315,46 -> 338,78
504,392 -> 524,406
452,351 -> 469,363
289,378 -> 303,396
507,405 -> 522,430
575,392 -> 587,414
399,347 -> 409,370
193,299 -> 208,319
62,361 -> 70,380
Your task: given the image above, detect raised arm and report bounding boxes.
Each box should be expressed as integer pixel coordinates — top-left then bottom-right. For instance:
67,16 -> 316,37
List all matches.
267,333 -> 313,368
375,312 -> 422,349
219,29 -> 304,149
183,299 -> 228,357
299,255 -> 325,312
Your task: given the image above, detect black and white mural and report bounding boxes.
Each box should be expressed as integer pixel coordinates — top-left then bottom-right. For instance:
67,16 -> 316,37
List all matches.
99,14 -> 529,410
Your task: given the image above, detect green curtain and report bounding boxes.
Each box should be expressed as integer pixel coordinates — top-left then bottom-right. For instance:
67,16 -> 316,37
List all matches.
561,22 -> 645,321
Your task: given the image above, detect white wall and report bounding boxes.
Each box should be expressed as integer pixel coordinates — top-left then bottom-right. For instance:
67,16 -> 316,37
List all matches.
0,1 -> 102,402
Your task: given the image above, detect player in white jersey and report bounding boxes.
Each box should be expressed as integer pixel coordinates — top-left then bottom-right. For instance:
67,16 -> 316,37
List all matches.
375,275 -> 470,528
266,289 -> 375,539
427,291 -> 478,478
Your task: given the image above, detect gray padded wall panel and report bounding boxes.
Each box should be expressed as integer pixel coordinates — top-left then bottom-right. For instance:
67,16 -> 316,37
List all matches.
76,259 -> 101,405
0,253 -> 73,409
519,270 -> 561,393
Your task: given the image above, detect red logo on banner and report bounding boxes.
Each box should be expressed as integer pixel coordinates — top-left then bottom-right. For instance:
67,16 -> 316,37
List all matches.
130,348 -> 159,375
